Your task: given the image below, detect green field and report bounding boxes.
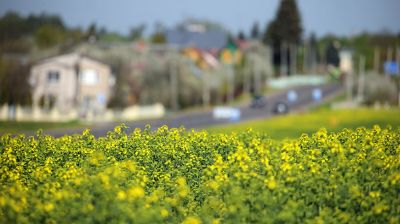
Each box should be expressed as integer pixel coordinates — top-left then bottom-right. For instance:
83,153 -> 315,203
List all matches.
206,108 -> 400,139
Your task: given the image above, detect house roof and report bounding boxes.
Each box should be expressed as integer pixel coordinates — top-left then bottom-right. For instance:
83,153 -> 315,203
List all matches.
34,52 -> 109,69
165,29 -> 227,51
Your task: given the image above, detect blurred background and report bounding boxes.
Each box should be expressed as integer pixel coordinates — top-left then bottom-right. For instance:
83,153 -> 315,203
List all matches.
0,0 -> 399,136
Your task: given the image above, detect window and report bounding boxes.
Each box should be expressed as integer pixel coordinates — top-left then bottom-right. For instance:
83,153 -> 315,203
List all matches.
47,71 -> 60,84
81,69 -> 99,85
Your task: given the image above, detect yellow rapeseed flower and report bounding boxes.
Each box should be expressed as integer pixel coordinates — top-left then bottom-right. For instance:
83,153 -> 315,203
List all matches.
281,162 -> 292,172
176,177 -> 187,186
178,187 -> 189,198
265,177 -> 277,190
117,191 -> 127,200
208,180 -> 219,190
212,219 -> 221,224
372,203 -> 388,214
369,191 -> 380,198
44,203 -> 55,212
182,216 -> 201,224
128,186 -> 144,199
160,208 -> 169,218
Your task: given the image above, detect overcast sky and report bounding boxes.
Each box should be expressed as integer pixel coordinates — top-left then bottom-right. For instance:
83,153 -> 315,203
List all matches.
0,0 -> 399,37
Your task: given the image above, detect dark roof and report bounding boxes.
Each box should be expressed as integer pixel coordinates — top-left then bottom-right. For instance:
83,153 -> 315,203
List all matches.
165,30 -> 227,50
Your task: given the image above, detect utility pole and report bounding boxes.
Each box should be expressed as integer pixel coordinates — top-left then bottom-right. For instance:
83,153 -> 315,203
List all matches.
310,43 -> 317,74
373,47 -> 380,74
385,47 -> 393,76
280,42 -> 287,76
396,47 -> 400,106
396,47 -> 400,67
290,44 -> 297,75
320,44 -> 326,70
217,70 -> 224,104
254,56 -> 262,95
347,70 -> 354,102
202,71 -> 210,108
243,54 -> 251,94
387,47 -> 393,62
303,43 -> 308,73
340,50 -> 354,102
227,65 -> 235,103
169,57 -> 179,111
74,55 -> 81,109
357,55 -> 366,103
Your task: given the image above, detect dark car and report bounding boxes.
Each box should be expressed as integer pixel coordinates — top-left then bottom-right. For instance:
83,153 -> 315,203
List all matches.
272,101 -> 289,114
250,95 -> 267,108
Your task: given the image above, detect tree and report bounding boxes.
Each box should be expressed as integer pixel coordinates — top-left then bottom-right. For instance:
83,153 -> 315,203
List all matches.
129,24 -> 146,41
263,0 -> 302,75
151,22 -> 166,44
60,28 -> 85,52
263,0 -> 302,46
35,25 -> 64,48
326,41 -> 340,67
0,12 -> 73,51
307,33 -> 320,70
151,32 -> 166,44
237,30 -> 246,41
250,22 -> 260,40
0,12 -> 65,43
0,12 -> 26,42
86,23 -> 98,42
0,57 -> 31,107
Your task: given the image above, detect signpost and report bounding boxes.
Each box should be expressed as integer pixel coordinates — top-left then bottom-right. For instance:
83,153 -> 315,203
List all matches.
384,61 -> 399,75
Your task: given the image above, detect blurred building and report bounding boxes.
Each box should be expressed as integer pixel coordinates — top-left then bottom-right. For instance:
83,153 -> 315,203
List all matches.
29,53 -> 115,114
339,49 -> 353,74
165,22 -> 227,51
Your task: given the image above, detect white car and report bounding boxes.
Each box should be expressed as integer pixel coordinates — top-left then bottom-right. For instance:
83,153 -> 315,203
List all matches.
213,107 -> 241,121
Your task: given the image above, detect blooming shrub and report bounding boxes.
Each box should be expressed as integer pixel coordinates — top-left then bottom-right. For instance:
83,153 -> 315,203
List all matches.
0,125 -> 399,223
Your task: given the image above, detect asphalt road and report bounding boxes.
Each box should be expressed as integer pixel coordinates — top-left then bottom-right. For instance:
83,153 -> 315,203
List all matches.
39,83 -> 343,138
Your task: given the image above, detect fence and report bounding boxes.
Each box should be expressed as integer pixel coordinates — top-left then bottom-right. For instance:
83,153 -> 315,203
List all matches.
0,104 -> 165,122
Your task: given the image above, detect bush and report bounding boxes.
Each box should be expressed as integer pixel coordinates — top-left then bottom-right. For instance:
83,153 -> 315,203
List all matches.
362,73 -> 397,105
1,125 -> 399,223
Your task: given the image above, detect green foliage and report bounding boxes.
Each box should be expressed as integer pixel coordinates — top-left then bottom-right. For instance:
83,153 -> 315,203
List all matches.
129,24 -> 146,41
35,25 -> 65,49
0,38 -> 31,53
0,12 -> 85,52
151,32 -> 166,44
0,11 -> 27,42
98,32 -> 129,43
1,125 -> 400,223
0,11 -> 65,43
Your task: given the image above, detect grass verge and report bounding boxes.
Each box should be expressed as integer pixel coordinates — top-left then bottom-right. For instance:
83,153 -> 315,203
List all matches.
206,108 -> 400,139
0,120 -> 83,134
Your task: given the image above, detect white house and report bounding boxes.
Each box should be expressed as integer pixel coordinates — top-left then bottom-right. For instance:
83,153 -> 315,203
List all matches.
29,53 -> 115,115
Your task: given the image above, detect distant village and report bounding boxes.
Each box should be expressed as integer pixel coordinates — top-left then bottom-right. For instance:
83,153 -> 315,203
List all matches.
1,18 -> 277,122
1,12 -> 399,122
